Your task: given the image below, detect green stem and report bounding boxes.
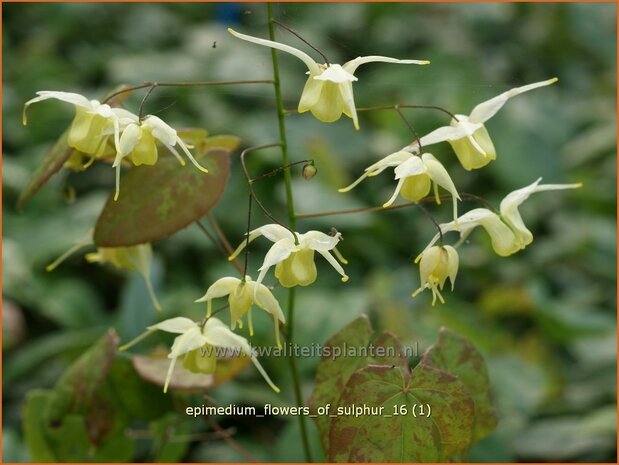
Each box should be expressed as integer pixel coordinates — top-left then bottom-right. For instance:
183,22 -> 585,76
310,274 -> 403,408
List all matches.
268,3 -> 313,462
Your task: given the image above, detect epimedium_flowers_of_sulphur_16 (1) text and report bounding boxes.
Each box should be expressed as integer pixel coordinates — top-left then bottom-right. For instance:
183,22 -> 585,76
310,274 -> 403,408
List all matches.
228,28 -> 429,130
22,90 -> 210,200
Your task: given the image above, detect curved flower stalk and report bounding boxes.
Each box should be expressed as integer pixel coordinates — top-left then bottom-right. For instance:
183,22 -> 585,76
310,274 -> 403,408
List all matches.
404,78 -> 558,170
419,178 -> 582,257
113,115 -> 209,200
228,224 -> 349,288
195,276 -> 286,347
228,28 -> 429,130
45,231 -> 161,311
412,245 -> 459,305
339,151 -> 461,221
119,317 -> 280,393
23,91 -> 137,156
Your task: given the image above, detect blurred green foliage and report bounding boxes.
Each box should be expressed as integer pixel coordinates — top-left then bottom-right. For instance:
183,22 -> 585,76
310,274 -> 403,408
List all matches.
3,3 -> 616,462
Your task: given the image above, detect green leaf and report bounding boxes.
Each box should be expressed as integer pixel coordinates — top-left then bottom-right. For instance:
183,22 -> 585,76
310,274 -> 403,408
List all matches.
17,130 -> 75,210
93,135 -> 238,247
309,316 -> 410,452
422,327 -> 498,442
23,390 -> 57,462
328,363 -> 474,462
22,331 -> 136,462
46,329 -> 119,422
308,315 -> 373,451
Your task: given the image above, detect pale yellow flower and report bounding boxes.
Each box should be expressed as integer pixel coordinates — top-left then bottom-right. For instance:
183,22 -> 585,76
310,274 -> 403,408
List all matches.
228,225 -> 348,288
419,178 -> 582,257
405,78 -> 558,170
113,115 -> 209,200
119,317 -> 279,393
412,245 -> 459,305
23,90 -> 136,156
339,151 -> 461,221
195,276 -> 285,347
228,28 -> 429,129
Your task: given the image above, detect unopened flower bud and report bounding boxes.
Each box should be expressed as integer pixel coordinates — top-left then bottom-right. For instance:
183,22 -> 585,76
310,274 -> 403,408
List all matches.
302,162 -> 318,180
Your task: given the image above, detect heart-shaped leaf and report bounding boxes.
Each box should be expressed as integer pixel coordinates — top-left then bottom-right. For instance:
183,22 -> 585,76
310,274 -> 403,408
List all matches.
328,363 -> 475,462
423,327 -> 498,441
308,316 -> 409,452
93,135 -> 239,247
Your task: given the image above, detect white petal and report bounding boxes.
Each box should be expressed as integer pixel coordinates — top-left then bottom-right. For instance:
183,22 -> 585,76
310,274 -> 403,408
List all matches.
366,151 -> 413,174
117,123 -> 141,158
169,327 -> 209,358
142,115 -> 177,146
163,356 -> 177,393
195,277 -> 241,302
469,77 -> 558,124
255,224 -> 296,243
256,238 -> 295,285
301,231 -> 340,252
314,64 -> 357,83
317,250 -> 349,282
394,156 -> 425,179
422,153 -> 461,219
343,56 -> 430,75
112,108 -> 140,123
148,317 -> 198,334
338,81 -> 359,130
406,126 -> 462,152
252,283 -> 286,323
203,318 -> 252,354
228,28 -> 320,75
383,177 -> 406,208
23,91 -> 94,124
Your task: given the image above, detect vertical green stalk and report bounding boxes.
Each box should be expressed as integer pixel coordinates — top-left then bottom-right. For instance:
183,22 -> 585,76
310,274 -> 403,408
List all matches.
267,3 -> 313,462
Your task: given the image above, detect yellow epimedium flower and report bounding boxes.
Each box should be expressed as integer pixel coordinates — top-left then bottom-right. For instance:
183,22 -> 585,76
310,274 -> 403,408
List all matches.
23,90 -> 137,156
228,224 -> 349,288
195,276 -> 286,347
228,28 -> 429,130
405,78 -> 558,170
412,245 -> 459,306
119,317 -> 280,393
112,115 -> 209,201
339,151 -> 461,221
45,231 -> 162,311
419,179 -> 582,257
499,177 -> 582,249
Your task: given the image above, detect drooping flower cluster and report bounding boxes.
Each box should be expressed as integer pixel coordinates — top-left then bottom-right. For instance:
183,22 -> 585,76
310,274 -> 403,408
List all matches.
23,91 -> 209,200
24,22 -> 584,398
334,77 -> 581,304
